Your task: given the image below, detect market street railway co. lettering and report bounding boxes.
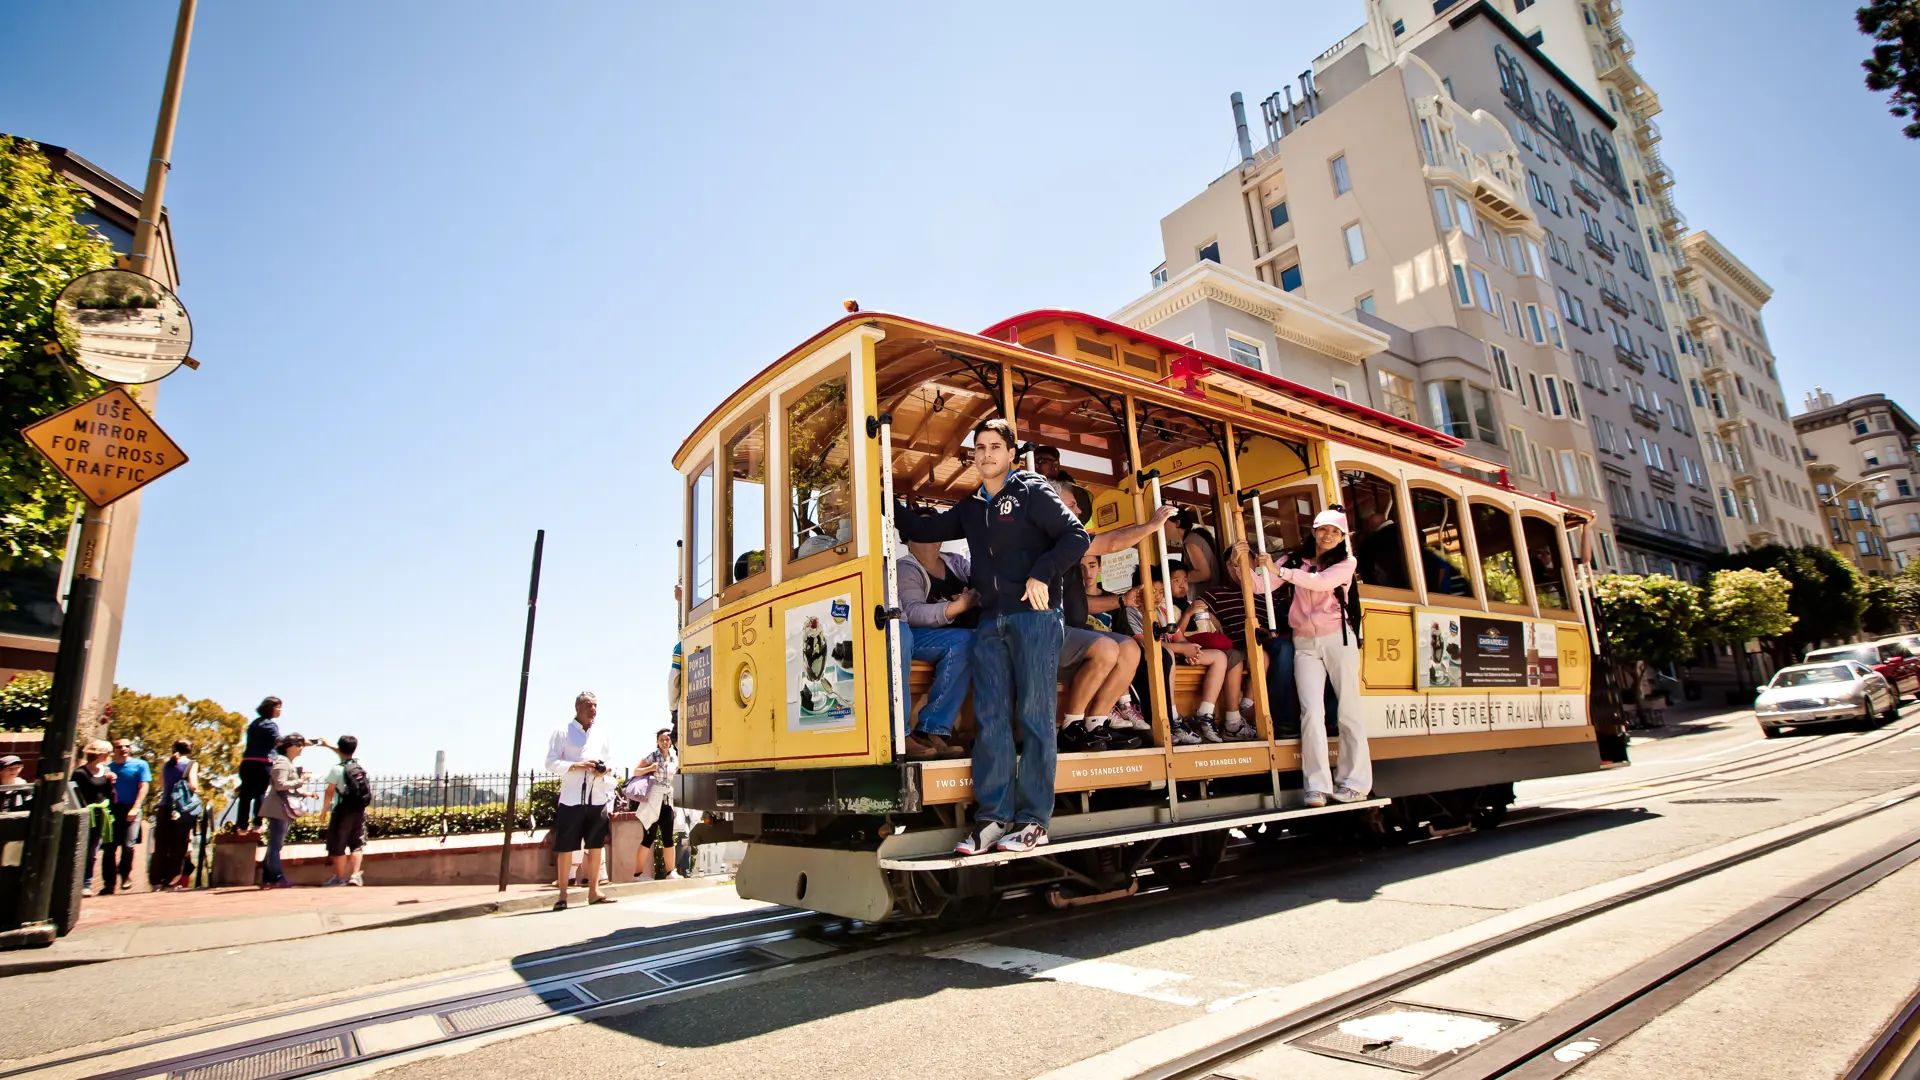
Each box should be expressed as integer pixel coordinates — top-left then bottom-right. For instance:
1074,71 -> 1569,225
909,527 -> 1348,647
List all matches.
21,387 -> 187,506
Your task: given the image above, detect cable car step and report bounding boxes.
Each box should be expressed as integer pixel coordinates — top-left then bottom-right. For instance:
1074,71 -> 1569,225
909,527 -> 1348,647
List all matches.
877,798 -> 1388,871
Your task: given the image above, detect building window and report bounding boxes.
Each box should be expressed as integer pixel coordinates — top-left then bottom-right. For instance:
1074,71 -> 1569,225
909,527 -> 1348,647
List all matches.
1489,344 -> 1515,392
1331,377 -> 1352,400
1452,263 -> 1472,306
1510,427 -> 1534,476
1379,370 -> 1418,421
1456,197 -> 1477,236
1151,265 -> 1169,287
1331,154 -> 1351,195
1392,18 -> 1406,36
1269,201 -> 1290,229
1562,378 -> 1582,420
1198,240 -> 1221,264
1432,187 -> 1454,230
1899,479 -> 1913,498
1526,304 -> 1546,344
1356,293 -> 1376,315
1545,377 -> 1564,418
1559,450 -> 1583,496
1279,263 -> 1303,292
1344,222 -> 1368,265
1470,266 -> 1495,312
1225,332 -> 1265,371
1527,372 -> 1547,414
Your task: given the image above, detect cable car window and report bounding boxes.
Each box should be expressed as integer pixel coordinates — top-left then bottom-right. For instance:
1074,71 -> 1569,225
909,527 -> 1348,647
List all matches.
788,375 -> 852,563
726,420 -> 767,585
689,462 -> 715,606
1472,502 -> 1525,605
1244,485 -> 1318,559
1524,515 -> 1571,610
1340,468 -> 1411,590
1411,486 -> 1473,598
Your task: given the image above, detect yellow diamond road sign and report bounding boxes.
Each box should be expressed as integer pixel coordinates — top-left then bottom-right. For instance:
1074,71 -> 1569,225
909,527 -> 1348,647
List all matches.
21,387 -> 187,506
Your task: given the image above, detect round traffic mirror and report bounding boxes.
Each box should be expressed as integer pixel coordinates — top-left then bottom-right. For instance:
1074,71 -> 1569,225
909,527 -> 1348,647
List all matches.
54,269 -> 192,385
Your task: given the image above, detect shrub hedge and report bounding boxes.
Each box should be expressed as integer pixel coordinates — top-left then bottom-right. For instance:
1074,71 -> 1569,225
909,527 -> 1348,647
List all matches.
285,779 -> 560,844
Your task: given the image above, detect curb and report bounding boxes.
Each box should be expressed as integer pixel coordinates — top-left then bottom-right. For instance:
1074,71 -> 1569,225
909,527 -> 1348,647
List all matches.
0,875 -> 729,977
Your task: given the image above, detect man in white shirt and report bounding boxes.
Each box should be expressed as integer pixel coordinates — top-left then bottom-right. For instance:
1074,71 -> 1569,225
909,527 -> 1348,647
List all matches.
544,691 -> 616,910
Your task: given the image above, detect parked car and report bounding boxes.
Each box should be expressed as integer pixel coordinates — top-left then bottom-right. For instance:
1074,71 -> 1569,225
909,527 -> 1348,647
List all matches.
1803,641 -> 1920,702
1754,661 -> 1899,737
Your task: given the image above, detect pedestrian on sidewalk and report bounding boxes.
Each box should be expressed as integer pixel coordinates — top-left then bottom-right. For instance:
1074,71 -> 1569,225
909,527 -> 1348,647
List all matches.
103,738 -> 150,894
629,728 -> 681,879
72,740 -> 116,896
234,697 -> 283,832
321,735 -> 371,886
545,691 -> 615,910
151,740 -> 201,891
0,755 -> 27,811
259,733 -> 310,888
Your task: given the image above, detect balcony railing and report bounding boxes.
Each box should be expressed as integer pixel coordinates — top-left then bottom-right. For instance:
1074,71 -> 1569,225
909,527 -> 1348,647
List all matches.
1615,344 -> 1645,372
1631,403 -> 1662,430
1568,173 -> 1604,209
1586,232 -> 1617,262
1598,286 -> 1632,315
1421,136 -> 1532,227
1645,148 -> 1676,189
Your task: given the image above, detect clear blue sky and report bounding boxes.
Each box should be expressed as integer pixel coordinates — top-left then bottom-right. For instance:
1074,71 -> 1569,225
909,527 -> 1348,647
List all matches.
2,1 -> 1912,773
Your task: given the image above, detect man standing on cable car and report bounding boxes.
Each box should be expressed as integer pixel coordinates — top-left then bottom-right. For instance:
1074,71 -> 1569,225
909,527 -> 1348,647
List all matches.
897,418 -> 1089,855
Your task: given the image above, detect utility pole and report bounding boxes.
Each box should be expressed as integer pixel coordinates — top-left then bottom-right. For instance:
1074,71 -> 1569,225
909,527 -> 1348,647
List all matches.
499,530 -> 545,891
13,0 -> 197,939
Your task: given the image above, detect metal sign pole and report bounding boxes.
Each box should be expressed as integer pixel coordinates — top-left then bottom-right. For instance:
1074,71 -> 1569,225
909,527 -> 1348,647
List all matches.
498,530 -> 545,891
876,416 -> 907,757
12,0 -> 196,941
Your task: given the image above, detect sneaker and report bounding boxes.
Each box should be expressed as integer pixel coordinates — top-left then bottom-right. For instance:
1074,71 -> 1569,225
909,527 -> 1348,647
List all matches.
1238,697 -> 1256,716
322,877 -> 346,887
1331,786 -> 1369,804
348,872 -> 365,886
908,730 -> 967,759
1302,791 -> 1329,808
1189,716 -> 1224,743
995,822 -> 1049,853
1058,720 -> 1112,754
1094,720 -> 1144,751
1170,721 -> 1203,746
1112,700 -> 1151,731
1221,716 -> 1259,741
955,821 -> 1009,855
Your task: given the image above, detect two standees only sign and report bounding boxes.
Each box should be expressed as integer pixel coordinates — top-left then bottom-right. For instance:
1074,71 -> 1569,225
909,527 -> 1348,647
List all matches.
20,387 -> 187,506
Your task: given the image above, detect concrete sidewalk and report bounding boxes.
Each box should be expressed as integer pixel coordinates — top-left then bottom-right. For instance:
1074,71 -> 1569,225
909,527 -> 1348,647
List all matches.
0,873 -> 728,976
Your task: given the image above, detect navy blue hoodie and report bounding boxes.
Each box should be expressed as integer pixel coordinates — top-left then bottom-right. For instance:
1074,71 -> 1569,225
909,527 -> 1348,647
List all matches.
897,470 -> 1090,619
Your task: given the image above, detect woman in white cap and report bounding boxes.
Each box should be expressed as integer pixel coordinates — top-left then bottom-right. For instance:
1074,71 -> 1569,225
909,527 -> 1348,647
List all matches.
1252,506 -> 1371,806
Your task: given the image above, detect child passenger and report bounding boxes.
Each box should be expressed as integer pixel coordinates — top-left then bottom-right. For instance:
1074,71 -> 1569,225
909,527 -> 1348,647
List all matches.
1252,508 -> 1372,806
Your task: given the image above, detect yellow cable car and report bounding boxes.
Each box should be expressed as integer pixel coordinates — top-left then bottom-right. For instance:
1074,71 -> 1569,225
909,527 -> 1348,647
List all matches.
672,307 -> 1619,922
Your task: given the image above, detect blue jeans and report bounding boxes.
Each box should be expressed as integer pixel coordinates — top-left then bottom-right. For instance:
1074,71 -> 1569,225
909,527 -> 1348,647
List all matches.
897,624 -> 972,737
1265,636 -> 1299,734
262,817 -> 290,883
970,610 -> 1062,827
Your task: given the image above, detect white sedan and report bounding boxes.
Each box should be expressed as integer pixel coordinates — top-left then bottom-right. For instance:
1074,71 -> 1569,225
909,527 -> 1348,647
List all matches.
1753,661 -> 1900,738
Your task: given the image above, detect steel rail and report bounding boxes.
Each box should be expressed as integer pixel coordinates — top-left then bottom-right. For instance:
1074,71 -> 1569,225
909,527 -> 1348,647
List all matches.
1845,981 -> 1920,1080
1127,788 -> 1920,1080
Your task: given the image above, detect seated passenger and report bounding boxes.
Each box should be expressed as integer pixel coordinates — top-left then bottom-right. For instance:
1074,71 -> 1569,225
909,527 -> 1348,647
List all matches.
796,486 -> 852,560
1186,557 -> 1263,741
1529,537 -> 1568,608
732,550 -> 766,581
1057,505 -> 1174,753
1034,447 -> 1093,526
1165,508 -> 1222,590
1124,568 -> 1231,745
896,536 -> 976,760
1356,510 -> 1411,590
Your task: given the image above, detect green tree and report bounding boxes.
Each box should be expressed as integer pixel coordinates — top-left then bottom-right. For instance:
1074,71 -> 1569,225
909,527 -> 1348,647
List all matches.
1859,0 -> 1920,138
0,137 -> 117,608
1592,573 -> 1703,701
0,671 -> 52,730
1862,575 -> 1905,636
1702,568 -> 1797,690
1709,545 -> 1866,665
105,687 -> 247,811
1896,561 -> 1920,628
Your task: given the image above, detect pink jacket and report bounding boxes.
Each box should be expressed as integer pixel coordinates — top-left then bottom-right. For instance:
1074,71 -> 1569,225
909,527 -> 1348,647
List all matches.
1253,555 -> 1358,639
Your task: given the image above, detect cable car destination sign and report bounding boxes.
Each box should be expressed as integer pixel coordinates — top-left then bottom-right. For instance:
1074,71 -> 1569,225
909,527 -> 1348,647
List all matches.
21,387 -> 188,506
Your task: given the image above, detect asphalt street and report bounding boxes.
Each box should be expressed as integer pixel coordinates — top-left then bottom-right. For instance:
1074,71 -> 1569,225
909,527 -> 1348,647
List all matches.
9,705 -> 1920,1080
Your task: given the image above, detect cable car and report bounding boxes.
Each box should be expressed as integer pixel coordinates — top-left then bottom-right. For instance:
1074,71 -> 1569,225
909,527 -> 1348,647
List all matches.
672,306 -> 1619,922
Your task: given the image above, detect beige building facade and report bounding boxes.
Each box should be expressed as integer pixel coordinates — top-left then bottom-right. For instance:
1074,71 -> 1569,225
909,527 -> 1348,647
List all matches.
1796,391 -> 1920,574
1677,231 -> 1824,550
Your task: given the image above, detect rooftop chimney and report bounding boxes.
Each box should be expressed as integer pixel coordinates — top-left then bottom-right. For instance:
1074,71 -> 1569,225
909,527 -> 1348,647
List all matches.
1231,92 -> 1254,166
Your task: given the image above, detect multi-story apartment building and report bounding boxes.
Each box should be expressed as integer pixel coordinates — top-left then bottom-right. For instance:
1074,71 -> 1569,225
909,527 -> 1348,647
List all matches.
1153,2 -> 1756,581
1675,231 -> 1825,550
1796,391 -> 1920,573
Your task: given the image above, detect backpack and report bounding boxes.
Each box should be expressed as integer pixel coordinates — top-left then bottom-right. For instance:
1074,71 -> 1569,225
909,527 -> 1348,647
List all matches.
337,760 -> 373,811
168,773 -> 203,819
1336,579 -> 1364,648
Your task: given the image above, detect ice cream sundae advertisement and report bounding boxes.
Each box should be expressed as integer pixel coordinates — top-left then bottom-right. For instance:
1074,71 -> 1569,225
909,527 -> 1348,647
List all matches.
1416,611 -> 1558,689
786,594 -> 857,732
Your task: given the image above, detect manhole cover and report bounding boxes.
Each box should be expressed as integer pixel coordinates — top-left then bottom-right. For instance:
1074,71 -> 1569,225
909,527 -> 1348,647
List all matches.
1292,1001 -> 1517,1073
1670,797 -> 1779,804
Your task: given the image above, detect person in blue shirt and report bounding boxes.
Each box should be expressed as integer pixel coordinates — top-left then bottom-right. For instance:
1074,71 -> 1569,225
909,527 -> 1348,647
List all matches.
104,737 -> 151,894
234,696 -> 282,831
896,418 -> 1088,856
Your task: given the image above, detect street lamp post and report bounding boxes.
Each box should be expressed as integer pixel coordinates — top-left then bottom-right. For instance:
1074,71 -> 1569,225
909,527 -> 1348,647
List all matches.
11,0 -> 197,942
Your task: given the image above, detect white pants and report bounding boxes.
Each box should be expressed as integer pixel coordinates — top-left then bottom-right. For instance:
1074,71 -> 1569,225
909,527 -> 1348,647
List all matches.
1295,632 -> 1372,796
